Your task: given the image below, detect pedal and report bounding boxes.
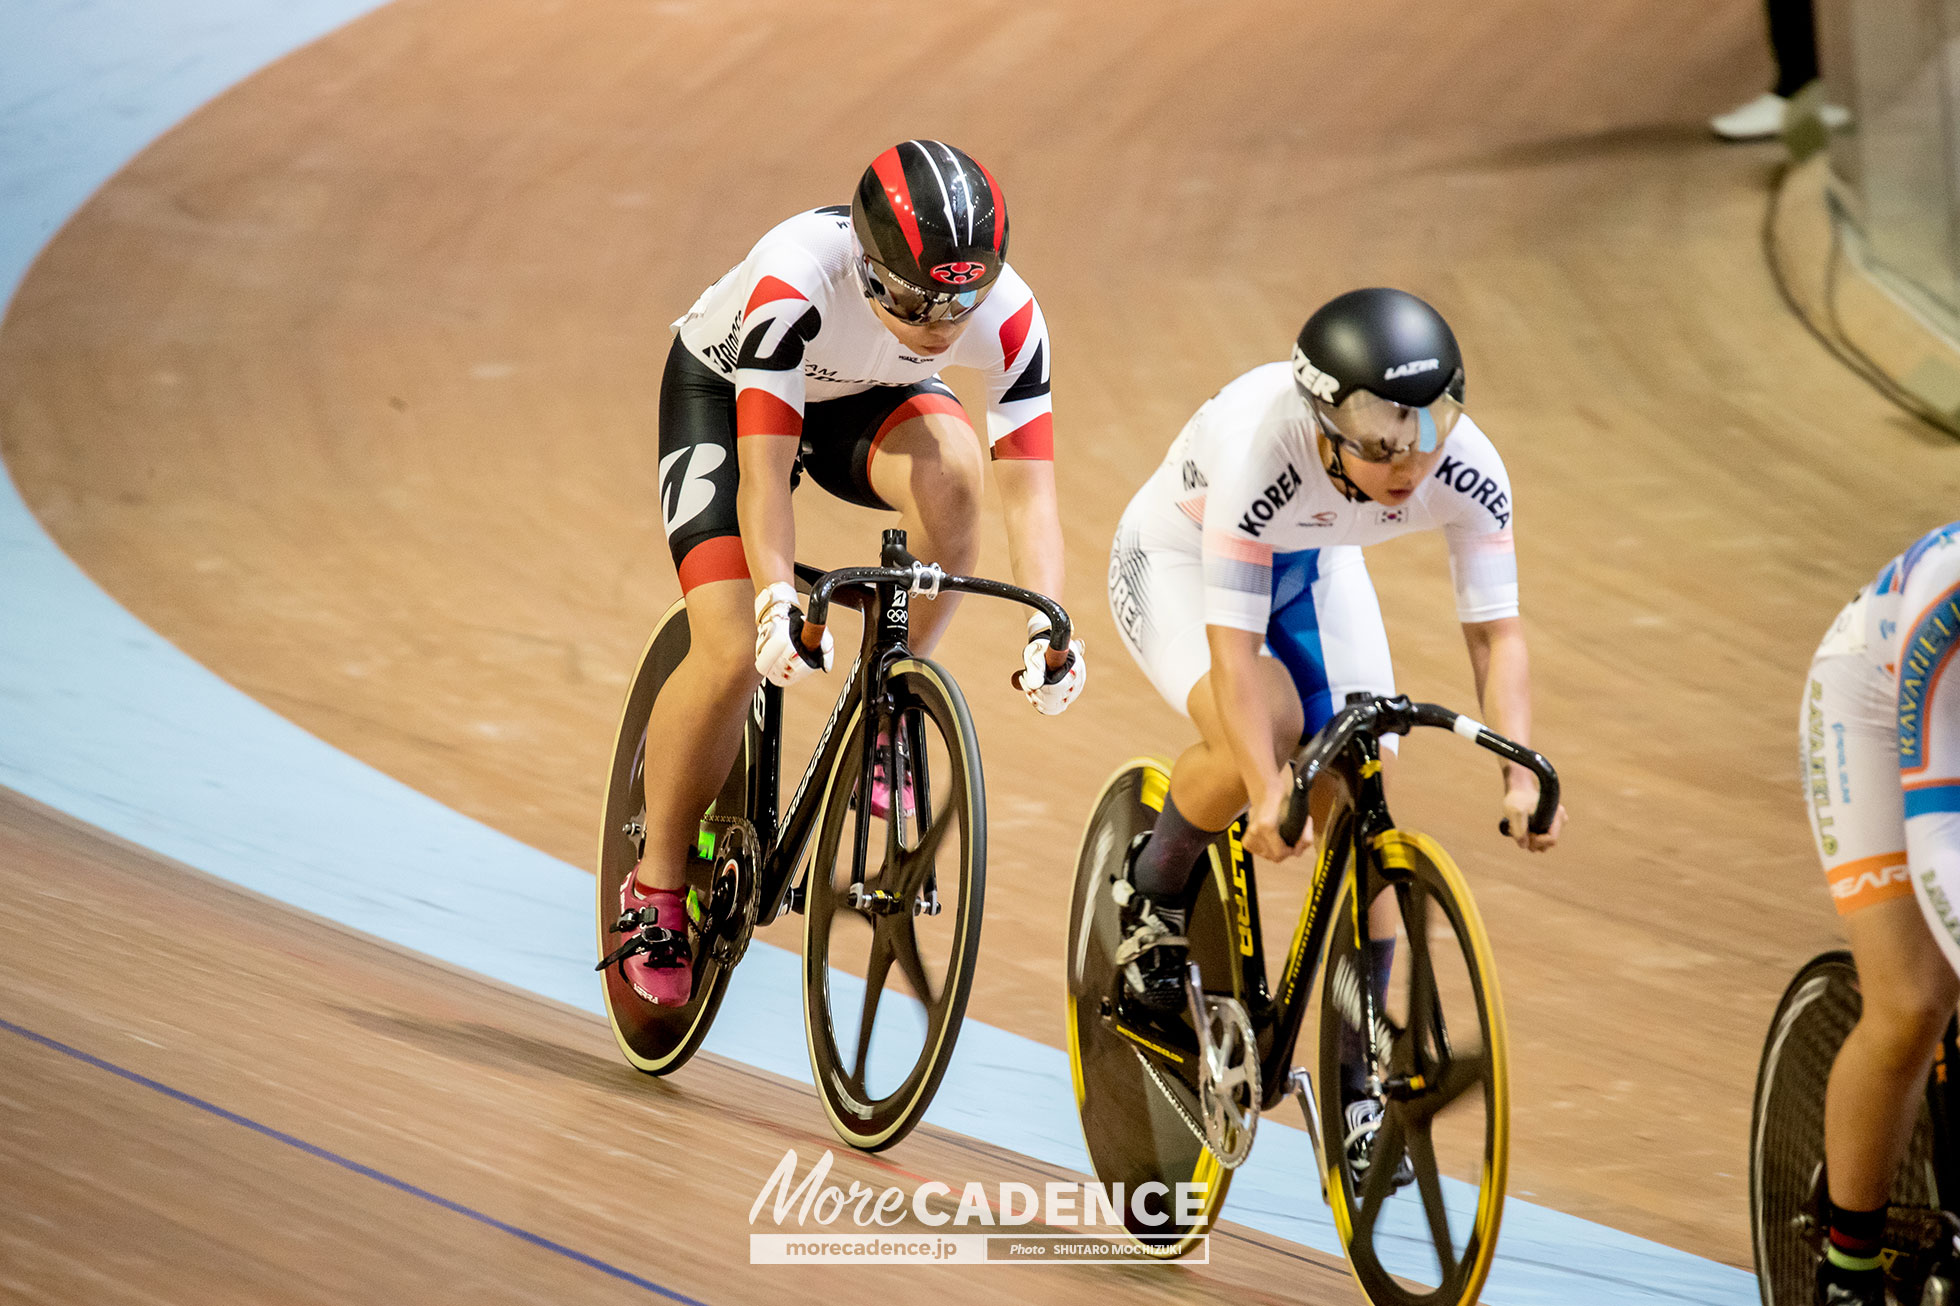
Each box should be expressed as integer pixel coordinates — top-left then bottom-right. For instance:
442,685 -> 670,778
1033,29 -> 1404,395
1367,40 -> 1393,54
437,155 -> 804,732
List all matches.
594,924 -> 687,972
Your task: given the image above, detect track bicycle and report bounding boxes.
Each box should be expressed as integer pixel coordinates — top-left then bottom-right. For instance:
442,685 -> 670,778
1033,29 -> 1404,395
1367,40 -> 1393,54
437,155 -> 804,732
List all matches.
1067,693 -> 1559,1306
1750,950 -> 1960,1305
597,527 -> 1072,1151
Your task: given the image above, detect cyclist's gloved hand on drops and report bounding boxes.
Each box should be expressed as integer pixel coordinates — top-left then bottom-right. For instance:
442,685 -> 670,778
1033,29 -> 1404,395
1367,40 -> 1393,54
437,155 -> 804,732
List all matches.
754,581 -> 832,688
1501,776 -> 1567,852
1013,615 -> 1085,715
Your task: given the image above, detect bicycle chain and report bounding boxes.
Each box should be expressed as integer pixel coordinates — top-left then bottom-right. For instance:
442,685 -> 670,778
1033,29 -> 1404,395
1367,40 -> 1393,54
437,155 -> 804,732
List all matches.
1131,1045 -> 1213,1156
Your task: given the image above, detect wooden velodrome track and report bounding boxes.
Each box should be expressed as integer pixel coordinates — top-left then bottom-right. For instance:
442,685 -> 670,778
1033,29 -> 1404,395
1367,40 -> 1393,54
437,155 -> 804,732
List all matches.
5,0 -> 1959,1298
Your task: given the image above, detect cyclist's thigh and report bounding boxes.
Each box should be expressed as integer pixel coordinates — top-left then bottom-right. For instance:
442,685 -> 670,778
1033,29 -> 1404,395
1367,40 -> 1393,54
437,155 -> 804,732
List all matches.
1266,546 -> 1396,748
1109,506 -> 1217,718
1905,816 -> 1960,979
1899,558 -> 1960,974
1841,894 -> 1958,1019
799,378 -> 969,512
657,338 -> 749,593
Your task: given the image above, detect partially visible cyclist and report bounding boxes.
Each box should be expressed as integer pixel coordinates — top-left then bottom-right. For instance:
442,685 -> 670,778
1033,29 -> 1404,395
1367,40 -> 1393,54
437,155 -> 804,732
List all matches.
1106,287 -> 1567,1177
1799,522 -> 1960,1306
614,141 -> 1086,1008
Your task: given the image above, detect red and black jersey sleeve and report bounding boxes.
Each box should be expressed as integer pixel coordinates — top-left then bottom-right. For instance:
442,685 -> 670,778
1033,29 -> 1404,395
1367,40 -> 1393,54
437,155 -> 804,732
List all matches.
732,260 -> 822,441
981,280 -> 1054,461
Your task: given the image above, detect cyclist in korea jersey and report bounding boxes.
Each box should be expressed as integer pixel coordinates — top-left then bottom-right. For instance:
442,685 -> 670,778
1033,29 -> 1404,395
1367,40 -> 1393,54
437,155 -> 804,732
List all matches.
606,141 -> 1085,1009
1107,288 -> 1567,1178
1801,522 -> 1960,1306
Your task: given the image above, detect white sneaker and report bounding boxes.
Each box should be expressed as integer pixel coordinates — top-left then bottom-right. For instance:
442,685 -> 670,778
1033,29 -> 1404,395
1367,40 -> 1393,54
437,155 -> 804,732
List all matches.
1711,92 -> 1787,141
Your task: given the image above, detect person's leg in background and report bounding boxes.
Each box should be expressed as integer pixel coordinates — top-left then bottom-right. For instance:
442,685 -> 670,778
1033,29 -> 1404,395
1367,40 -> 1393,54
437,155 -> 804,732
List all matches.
1712,0 -> 1820,140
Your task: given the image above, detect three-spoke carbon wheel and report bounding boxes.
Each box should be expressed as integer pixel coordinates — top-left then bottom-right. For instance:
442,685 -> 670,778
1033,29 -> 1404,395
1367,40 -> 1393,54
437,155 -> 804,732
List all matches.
1064,759 -> 1235,1256
802,658 -> 984,1151
1319,829 -> 1509,1306
596,601 -> 757,1076
1749,951 -> 1944,1306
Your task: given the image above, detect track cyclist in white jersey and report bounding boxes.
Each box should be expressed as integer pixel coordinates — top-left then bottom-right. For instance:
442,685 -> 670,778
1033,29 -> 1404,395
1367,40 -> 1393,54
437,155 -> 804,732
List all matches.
1107,287 -> 1567,1177
1801,523 -> 1960,1306
608,141 -> 1085,1008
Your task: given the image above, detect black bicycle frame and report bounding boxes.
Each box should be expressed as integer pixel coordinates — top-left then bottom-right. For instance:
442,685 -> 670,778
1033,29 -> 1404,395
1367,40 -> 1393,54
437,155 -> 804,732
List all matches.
1111,694 -> 1558,1114
729,528 -> 1071,928
1932,1020 -> 1959,1211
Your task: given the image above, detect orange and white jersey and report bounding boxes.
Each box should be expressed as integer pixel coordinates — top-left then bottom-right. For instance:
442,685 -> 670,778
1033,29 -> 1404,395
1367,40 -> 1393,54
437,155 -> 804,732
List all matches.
1802,521 -> 1960,973
1120,361 -> 1519,636
670,207 -> 1054,460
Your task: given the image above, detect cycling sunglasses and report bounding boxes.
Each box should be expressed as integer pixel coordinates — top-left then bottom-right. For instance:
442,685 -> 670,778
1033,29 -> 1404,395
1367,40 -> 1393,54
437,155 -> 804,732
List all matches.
1310,382 -> 1464,464
859,258 -> 989,325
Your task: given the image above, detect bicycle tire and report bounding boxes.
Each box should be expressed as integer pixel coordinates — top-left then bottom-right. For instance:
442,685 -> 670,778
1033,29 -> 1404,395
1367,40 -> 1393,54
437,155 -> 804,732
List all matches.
1064,759 -> 1236,1256
1319,828 -> 1508,1306
596,599 -> 754,1077
802,657 -> 983,1151
1749,950 -> 1944,1306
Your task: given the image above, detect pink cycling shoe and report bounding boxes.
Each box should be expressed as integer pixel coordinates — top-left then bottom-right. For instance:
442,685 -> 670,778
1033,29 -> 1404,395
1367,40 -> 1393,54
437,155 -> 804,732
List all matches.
867,730 -> 918,823
614,870 -> 694,1007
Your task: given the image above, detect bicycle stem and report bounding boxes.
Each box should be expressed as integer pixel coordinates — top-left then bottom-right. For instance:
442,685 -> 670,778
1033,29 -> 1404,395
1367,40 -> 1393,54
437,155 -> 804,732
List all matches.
793,540 -> 1072,654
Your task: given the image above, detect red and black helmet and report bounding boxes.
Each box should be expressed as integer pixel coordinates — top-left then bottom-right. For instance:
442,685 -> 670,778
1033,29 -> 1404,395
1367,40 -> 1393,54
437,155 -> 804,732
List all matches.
851,141 -> 1008,308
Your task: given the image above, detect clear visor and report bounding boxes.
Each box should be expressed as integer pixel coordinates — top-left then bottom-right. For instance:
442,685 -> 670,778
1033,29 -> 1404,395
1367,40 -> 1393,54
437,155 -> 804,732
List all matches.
1309,386 -> 1464,464
859,258 -> 988,325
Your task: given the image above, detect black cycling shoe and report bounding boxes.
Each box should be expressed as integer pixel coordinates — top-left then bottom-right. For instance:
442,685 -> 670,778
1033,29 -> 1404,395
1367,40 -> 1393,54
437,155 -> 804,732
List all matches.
1115,889 -> 1189,1011
1113,836 -> 1191,1012
1814,1257 -> 1886,1306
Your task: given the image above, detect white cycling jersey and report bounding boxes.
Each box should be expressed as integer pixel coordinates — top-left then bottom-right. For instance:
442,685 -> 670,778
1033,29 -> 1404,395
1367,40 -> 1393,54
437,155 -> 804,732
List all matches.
1802,521 -> 1960,970
1119,361 -> 1518,632
671,208 -> 1053,458
1110,361 -> 1521,730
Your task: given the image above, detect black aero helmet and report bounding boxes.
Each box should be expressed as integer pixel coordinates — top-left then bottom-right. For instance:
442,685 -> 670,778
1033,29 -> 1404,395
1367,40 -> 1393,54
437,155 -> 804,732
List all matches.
852,140 -> 1007,323
1292,288 -> 1466,462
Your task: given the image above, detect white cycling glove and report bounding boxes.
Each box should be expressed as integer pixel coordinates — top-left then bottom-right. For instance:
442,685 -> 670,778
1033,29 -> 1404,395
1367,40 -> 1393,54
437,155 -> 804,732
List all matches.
754,581 -> 832,688
1016,614 -> 1086,715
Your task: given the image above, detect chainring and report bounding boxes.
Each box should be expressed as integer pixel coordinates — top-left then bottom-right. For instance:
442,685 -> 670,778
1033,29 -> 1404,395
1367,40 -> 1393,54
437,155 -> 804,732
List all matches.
705,821 -> 761,967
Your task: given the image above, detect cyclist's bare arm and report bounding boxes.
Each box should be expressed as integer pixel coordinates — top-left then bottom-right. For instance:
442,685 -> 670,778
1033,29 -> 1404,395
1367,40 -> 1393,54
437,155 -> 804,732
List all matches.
1462,615 -> 1565,850
994,457 -> 1068,665
735,433 -> 799,589
1206,623 -> 1307,862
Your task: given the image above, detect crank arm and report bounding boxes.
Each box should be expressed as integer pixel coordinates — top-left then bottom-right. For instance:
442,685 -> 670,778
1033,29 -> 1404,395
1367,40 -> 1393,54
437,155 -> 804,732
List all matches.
1287,1067 -> 1331,1205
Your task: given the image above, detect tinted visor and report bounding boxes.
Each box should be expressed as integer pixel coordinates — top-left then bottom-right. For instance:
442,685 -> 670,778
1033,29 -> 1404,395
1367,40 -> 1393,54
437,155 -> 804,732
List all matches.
859,258 -> 989,324
1309,382 -> 1464,464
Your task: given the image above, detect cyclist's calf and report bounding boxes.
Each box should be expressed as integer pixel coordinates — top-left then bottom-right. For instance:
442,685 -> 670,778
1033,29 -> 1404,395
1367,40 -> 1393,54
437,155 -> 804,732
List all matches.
638,579 -> 763,892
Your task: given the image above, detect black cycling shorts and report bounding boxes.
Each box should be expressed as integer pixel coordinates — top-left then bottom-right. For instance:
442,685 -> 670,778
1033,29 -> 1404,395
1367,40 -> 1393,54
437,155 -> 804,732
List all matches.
656,337 -> 969,591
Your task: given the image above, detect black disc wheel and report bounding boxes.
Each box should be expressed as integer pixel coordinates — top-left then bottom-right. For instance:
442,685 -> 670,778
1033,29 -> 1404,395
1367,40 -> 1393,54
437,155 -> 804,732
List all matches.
1065,759 -> 1237,1257
1319,829 -> 1508,1306
597,600 -> 759,1076
802,657 -> 984,1151
1749,951 -> 1944,1306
